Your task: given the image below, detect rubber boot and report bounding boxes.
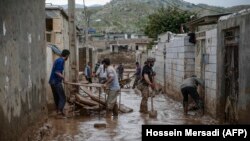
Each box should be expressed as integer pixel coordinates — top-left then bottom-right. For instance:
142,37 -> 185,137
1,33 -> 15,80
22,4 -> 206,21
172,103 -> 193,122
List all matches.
113,104 -> 119,117
106,109 -> 112,118
183,102 -> 188,116
140,101 -> 148,114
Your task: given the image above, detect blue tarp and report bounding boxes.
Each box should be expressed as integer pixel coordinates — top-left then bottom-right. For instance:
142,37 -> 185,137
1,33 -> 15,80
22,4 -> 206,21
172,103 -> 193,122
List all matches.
47,44 -> 62,55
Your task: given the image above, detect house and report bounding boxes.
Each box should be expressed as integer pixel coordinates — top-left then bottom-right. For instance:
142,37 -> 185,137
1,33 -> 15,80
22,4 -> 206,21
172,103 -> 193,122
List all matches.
0,1 -> 47,140
216,9 -> 250,124
45,5 -> 70,107
186,13 -> 231,118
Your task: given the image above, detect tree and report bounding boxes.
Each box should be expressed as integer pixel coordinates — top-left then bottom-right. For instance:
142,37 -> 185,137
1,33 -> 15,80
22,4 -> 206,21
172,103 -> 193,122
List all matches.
144,7 -> 196,39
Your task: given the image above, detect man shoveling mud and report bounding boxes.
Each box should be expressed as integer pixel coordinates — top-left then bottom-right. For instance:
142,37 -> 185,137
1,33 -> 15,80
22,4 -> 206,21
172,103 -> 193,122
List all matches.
102,58 -> 121,118
180,75 -> 204,116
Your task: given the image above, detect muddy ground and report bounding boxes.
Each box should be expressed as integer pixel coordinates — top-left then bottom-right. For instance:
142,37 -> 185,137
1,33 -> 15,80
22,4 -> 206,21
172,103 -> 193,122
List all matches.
43,88 -> 220,141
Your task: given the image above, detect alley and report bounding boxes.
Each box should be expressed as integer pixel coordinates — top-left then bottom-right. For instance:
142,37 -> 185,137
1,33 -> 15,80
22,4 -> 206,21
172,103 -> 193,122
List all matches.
45,88 -> 219,141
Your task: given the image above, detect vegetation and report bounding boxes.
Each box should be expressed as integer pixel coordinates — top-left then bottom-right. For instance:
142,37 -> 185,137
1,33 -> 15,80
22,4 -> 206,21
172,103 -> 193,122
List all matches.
144,7 -> 196,39
73,0 -> 250,33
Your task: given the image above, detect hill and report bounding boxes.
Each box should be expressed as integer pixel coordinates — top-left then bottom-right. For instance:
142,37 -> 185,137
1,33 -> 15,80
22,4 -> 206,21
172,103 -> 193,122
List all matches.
74,0 -> 250,33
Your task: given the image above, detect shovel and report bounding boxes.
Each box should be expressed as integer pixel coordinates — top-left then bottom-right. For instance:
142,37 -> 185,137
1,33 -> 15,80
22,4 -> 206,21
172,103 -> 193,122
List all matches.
149,90 -> 157,118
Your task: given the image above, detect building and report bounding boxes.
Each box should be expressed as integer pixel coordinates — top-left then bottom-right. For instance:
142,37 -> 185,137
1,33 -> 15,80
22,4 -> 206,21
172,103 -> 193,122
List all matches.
45,5 -> 70,106
0,0 -> 47,140
186,13 -> 230,118
217,9 -> 250,123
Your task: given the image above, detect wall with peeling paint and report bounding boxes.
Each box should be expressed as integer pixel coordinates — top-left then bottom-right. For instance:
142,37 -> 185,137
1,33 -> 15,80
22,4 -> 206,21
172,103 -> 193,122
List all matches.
0,0 -> 47,140
217,10 -> 250,124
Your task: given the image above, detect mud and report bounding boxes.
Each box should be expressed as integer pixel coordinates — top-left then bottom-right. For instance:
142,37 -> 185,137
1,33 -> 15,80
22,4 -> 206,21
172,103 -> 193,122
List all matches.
44,89 -> 220,141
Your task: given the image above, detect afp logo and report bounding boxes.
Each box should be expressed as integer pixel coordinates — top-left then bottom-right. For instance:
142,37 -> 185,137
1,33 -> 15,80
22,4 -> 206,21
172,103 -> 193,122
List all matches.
223,129 -> 247,138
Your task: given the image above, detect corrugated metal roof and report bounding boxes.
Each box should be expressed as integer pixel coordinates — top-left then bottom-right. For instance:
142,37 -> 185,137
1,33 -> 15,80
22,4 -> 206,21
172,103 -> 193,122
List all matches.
46,11 -> 59,19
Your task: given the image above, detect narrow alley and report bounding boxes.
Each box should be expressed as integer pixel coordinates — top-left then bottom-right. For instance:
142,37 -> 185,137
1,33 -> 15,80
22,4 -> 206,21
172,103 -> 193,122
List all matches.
45,88 -> 219,141
1,0 -> 250,141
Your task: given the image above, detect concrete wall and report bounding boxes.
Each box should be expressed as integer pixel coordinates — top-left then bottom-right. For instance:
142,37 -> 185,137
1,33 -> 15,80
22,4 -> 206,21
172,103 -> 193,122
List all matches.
204,29 -> 218,116
0,0 -> 47,140
153,33 -> 195,100
217,11 -> 250,123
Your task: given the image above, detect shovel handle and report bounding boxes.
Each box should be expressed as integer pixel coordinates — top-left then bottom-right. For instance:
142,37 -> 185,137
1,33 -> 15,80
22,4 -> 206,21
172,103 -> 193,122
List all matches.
151,91 -> 154,111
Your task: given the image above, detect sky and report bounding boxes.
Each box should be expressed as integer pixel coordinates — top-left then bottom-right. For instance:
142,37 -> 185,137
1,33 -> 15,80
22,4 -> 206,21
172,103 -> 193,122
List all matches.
45,0 -> 250,7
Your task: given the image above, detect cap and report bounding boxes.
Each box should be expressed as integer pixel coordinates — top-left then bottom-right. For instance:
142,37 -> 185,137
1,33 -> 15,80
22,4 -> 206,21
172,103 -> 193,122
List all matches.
147,57 -> 155,62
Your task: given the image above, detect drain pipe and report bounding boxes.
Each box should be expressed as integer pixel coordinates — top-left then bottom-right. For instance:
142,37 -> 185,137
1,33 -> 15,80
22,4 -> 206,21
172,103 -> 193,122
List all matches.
163,44 -> 167,93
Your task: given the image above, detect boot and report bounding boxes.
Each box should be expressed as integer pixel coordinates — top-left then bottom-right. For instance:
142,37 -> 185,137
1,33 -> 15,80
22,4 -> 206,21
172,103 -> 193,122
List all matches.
183,102 -> 188,116
113,104 -> 119,117
140,102 -> 148,114
106,109 -> 112,118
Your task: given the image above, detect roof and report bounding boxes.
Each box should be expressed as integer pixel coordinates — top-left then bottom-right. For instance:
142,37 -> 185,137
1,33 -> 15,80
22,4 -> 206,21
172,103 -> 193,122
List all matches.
45,6 -> 68,20
186,13 -> 231,28
46,11 -> 59,19
219,8 -> 250,21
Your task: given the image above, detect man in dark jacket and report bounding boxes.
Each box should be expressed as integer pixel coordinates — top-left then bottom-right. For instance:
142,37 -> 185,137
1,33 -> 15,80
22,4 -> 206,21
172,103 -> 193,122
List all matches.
138,57 -> 155,113
132,62 -> 141,89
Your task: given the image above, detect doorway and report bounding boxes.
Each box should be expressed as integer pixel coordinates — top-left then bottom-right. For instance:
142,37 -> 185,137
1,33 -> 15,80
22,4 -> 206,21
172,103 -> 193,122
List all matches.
224,28 -> 239,123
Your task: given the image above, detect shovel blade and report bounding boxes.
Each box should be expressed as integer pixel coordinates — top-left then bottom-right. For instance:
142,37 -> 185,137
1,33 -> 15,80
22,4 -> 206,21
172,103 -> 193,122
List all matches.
149,110 -> 157,118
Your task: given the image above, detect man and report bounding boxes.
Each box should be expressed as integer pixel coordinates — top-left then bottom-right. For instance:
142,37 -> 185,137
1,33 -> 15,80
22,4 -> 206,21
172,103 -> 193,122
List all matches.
94,61 -> 100,74
180,75 -> 204,115
49,49 -> 70,116
132,62 -> 141,89
84,62 -> 92,83
102,58 -> 121,118
138,57 -> 155,114
116,63 -> 124,81
95,60 -> 107,84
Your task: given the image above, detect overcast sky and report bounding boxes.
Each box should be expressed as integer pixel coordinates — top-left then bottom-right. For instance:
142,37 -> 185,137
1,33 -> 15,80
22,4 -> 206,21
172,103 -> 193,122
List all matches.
45,0 -> 250,7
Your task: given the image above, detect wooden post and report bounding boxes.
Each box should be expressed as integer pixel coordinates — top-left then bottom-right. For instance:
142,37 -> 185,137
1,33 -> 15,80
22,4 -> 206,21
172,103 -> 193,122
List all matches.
68,0 -> 79,94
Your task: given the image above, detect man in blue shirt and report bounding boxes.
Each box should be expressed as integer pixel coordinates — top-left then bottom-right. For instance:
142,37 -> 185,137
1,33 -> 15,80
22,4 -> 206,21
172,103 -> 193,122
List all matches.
49,49 -> 70,116
85,62 -> 92,83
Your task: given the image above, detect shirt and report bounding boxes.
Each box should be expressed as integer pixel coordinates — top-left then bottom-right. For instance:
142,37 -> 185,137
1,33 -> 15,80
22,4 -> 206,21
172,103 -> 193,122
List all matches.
107,66 -> 120,90
135,65 -> 142,77
180,77 -> 204,89
117,65 -> 124,75
141,65 -> 154,86
49,57 -> 65,84
96,64 -> 107,78
84,65 -> 91,78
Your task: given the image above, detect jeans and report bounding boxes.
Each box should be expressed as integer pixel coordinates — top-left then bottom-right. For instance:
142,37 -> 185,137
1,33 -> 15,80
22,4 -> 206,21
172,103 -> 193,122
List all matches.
181,86 -> 203,109
50,83 -> 66,113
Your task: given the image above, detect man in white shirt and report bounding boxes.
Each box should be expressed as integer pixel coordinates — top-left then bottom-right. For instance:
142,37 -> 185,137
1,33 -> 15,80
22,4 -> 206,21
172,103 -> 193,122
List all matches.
102,58 -> 121,118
